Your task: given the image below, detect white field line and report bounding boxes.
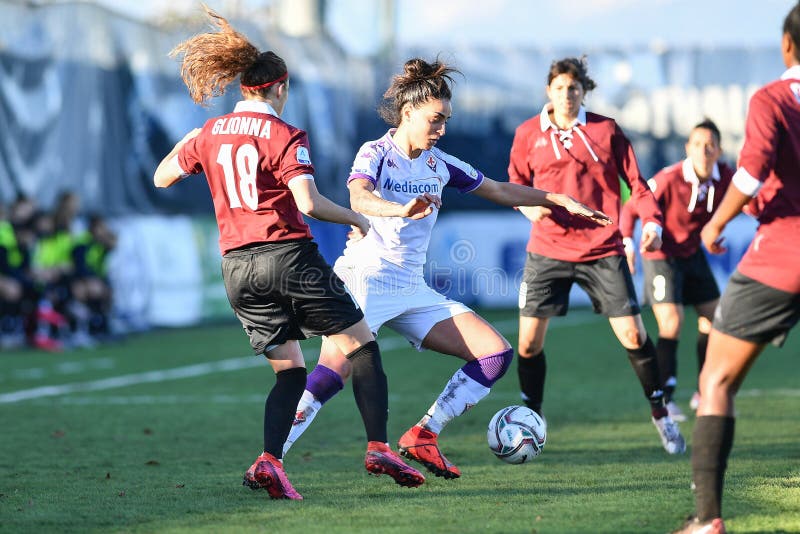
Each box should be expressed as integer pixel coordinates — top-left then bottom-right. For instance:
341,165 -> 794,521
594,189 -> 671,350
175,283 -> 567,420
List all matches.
0,357 -> 116,382
0,313 -> 600,404
24,387 -> 800,407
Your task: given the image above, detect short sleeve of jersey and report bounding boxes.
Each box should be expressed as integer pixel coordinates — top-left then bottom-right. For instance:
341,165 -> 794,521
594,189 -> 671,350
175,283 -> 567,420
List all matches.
347,141 -> 381,186
177,136 -> 203,175
738,89 -> 780,183
439,151 -> 484,193
277,130 -> 315,185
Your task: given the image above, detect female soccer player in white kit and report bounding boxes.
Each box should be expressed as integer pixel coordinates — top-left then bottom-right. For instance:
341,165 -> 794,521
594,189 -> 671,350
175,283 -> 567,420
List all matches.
282,58 -> 611,479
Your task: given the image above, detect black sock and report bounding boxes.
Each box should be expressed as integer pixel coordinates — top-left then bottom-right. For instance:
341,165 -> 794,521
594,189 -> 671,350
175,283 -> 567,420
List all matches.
626,337 -> 666,416
696,332 -> 709,388
517,351 -> 546,416
263,367 -> 307,458
346,340 -> 388,443
656,337 -> 679,403
692,415 -> 735,521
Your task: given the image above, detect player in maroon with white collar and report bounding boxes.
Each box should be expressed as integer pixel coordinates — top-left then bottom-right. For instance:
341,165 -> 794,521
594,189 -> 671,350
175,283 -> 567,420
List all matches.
153,7 -> 425,500
673,3 -> 800,534
509,56 -> 685,455
620,119 -> 735,422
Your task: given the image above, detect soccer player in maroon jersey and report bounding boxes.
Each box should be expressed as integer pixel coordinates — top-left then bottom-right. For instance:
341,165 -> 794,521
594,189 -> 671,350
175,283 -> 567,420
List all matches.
153,7 -> 426,499
620,119 -> 734,421
673,4 -> 800,533
509,56 -> 686,454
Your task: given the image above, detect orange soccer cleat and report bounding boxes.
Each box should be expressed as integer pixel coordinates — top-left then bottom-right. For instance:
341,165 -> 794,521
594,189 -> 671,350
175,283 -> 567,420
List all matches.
397,425 -> 461,479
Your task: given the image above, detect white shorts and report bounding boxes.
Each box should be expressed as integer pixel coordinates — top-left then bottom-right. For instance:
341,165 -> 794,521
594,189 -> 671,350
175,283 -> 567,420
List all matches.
334,258 -> 472,350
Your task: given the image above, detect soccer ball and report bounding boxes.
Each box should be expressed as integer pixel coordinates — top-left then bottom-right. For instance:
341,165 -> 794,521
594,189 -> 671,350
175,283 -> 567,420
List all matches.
487,405 -> 546,464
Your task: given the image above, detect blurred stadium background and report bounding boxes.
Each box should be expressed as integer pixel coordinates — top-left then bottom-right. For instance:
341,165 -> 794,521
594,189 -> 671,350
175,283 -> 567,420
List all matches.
0,0 -> 791,334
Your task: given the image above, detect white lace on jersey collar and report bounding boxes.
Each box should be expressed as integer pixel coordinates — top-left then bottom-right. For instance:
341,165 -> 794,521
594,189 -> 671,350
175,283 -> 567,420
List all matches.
682,158 -> 720,213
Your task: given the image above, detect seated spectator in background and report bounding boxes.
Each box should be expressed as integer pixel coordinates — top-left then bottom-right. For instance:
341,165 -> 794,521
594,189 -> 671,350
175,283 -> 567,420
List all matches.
0,207 -> 26,349
30,210 -> 73,351
69,214 -> 117,344
1,196 -> 39,350
3,192 -> 120,351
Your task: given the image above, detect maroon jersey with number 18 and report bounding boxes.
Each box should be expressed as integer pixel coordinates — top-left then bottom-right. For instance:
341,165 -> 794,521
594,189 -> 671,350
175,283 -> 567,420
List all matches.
178,100 -> 314,255
734,66 -> 800,294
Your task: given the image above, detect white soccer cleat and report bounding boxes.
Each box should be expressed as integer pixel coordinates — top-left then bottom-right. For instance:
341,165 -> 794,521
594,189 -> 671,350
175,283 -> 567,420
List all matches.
652,415 -> 686,454
666,400 -> 687,422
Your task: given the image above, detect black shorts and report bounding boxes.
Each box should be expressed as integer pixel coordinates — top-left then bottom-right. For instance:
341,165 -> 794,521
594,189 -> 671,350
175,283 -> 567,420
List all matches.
221,239 -> 364,354
642,249 -> 720,306
713,270 -> 800,347
519,253 -> 640,318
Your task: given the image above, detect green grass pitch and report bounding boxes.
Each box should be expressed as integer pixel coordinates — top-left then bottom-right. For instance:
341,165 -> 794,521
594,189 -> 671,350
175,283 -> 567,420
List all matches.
1,308 -> 798,533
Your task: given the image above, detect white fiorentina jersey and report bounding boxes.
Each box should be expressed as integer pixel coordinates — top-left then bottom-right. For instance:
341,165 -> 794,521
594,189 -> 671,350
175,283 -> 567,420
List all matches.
341,129 -> 484,276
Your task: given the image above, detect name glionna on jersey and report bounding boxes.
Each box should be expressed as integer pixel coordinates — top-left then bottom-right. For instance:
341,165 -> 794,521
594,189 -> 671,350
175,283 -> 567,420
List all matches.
211,116 -> 273,138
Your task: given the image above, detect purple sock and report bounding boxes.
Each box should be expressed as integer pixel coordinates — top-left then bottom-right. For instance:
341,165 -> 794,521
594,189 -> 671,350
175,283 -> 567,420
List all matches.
462,348 -> 514,387
306,364 -> 344,404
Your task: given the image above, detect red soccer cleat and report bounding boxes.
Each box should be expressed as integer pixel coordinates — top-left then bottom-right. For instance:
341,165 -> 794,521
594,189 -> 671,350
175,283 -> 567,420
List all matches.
32,334 -> 63,353
37,306 -> 67,328
242,451 -> 303,500
397,425 -> 461,479
364,441 -> 425,488
672,516 -> 726,534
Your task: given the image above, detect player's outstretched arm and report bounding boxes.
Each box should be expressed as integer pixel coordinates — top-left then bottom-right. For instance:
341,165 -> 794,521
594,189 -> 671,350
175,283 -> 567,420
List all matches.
518,206 -> 552,223
472,178 -> 612,225
289,178 -> 370,235
153,128 -> 202,188
348,178 -> 440,219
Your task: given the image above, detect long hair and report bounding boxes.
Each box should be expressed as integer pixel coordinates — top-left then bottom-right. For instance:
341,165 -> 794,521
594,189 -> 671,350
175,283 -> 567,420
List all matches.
379,57 -> 461,126
169,5 -> 287,105
547,56 -> 597,93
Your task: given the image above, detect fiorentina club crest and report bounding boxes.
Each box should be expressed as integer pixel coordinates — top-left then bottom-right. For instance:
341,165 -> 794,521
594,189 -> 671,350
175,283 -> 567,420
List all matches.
426,155 -> 437,171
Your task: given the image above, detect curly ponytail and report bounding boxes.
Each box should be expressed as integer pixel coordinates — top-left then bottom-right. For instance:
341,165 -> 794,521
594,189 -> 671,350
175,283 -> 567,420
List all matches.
170,6 -> 287,105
